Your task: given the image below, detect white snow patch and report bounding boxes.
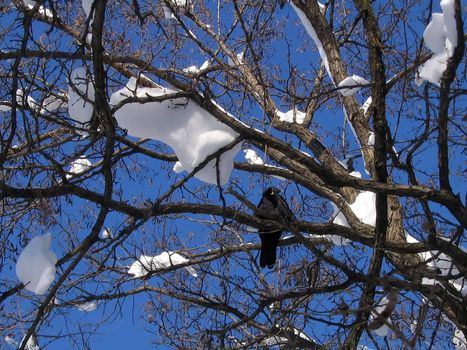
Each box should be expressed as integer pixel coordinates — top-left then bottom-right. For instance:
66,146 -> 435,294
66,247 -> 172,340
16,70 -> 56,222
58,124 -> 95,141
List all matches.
416,52 -> 450,86
68,67 -> 94,132
21,91 -> 65,115
370,296 -> 392,337
361,96 -> 372,116
368,132 -> 375,146
76,301 -> 97,312
110,77 -> 241,185
20,334 -> 39,350
410,320 -> 418,334
5,336 -> 18,347
128,255 -> 156,278
169,0 -> 191,7
66,157 -> 91,179
227,51 -> 244,66
172,161 -> 184,173
330,191 -> 376,245
162,5 -> 173,19
100,228 -> 112,239
82,0 -> 93,19
348,191 -> 376,226
22,0 -> 53,17
440,0 -> 458,55
406,233 -> 466,295
162,0 -> 191,19
290,2 -> 332,81
199,60 -> 210,70
453,326 -> 467,350
16,88 -> 29,106
42,94 -> 67,113
128,252 -> 197,278
183,65 -> 199,73
276,108 -> 306,124
260,328 -> 313,346
244,149 -> 264,165
317,1 -> 326,12
16,89 -> 42,114
357,346 -> 374,350
423,13 -> 447,53
0,103 -> 11,112
16,234 -> 57,295
260,336 -> 288,346
416,1 -> 458,86
292,328 -> 313,342
85,33 -> 93,45
338,75 -> 369,96
182,60 -> 209,74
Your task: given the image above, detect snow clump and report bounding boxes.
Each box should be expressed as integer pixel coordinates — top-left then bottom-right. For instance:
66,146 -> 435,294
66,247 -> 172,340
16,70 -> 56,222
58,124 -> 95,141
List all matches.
290,2 -> 332,81
244,149 -> 264,165
68,67 -> 95,133
66,157 -> 92,179
76,301 -> 98,312
21,0 -> 53,17
16,234 -> 57,295
338,75 -> 369,96
110,77 -> 241,185
416,0 -> 458,86
128,252 -> 198,278
406,233 -> 466,295
329,191 -> 376,245
276,108 -> 306,124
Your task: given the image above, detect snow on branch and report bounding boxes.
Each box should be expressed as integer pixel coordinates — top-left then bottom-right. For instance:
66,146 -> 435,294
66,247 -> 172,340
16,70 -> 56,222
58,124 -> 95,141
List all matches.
338,75 -> 369,96
128,252 -> 198,278
329,191 -> 376,246
21,0 -> 53,18
406,233 -> 467,296
76,301 -> 98,312
182,59 -> 209,74
68,67 -> 95,134
368,290 -> 399,337
415,0 -> 458,86
110,77 -> 242,185
81,0 -> 94,19
243,149 -> 264,165
453,326 -> 467,350
276,108 -> 306,124
290,2 -> 332,82
227,51 -> 244,67
162,0 -> 192,20
66,156 -> 92,179
16,234 -> 57,295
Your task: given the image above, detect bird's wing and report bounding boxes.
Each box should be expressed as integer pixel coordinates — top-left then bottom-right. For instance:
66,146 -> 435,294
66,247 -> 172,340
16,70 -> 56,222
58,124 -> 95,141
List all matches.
276,193 -> 296,222
257,195 -> 275,218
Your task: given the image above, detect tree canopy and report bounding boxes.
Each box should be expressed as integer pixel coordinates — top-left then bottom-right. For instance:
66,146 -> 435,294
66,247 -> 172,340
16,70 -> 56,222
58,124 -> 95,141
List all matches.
0,0 -> 465,349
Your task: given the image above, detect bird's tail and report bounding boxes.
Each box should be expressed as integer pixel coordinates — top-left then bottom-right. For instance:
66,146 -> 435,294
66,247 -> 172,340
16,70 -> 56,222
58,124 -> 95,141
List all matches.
259,232 -> 281,269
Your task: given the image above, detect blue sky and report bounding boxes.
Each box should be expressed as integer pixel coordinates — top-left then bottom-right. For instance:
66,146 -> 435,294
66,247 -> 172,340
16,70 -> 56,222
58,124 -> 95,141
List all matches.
1,0 -> 465,349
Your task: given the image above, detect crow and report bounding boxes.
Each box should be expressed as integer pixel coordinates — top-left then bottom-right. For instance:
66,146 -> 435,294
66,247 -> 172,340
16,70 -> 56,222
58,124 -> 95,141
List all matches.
256,187 -> 295,268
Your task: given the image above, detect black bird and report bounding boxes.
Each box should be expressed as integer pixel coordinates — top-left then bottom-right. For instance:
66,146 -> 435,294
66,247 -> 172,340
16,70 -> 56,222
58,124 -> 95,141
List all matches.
256,187 -> 295,268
